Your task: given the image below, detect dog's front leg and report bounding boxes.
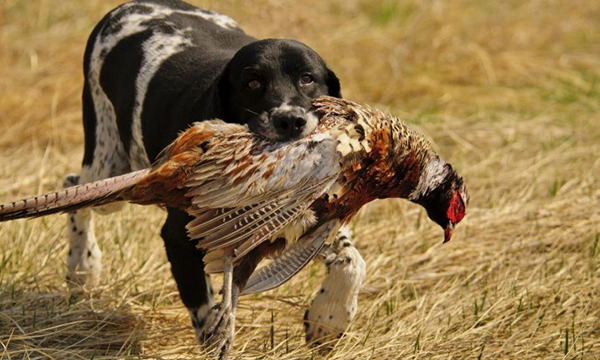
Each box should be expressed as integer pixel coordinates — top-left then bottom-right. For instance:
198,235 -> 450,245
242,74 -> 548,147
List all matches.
304,225 -> 366,345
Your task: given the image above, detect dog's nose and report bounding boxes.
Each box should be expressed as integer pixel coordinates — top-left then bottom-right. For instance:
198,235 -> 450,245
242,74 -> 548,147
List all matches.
272,113 -> 307,139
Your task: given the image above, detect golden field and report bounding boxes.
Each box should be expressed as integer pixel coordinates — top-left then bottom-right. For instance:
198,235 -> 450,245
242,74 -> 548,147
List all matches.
0,0 -> 598,358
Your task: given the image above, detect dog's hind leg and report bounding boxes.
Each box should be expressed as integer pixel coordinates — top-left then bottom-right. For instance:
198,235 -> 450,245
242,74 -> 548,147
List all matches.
64,52 -> 131,287
63,172 -> 103,288
63,161 -> 129,288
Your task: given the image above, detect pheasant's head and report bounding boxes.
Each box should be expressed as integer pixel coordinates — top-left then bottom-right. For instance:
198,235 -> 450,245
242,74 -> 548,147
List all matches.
412,158 -> 468,243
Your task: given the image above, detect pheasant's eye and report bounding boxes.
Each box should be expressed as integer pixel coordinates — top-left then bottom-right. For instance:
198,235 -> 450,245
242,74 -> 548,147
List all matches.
247,79 -> 262,90
299,74 -> 314,85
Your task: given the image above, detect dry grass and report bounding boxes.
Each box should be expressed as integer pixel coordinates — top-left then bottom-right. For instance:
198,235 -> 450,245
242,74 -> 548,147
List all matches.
1,0 -> 599,358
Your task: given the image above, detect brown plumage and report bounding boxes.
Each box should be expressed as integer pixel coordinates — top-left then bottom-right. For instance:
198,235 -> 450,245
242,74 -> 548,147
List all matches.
0,96 -> 468,358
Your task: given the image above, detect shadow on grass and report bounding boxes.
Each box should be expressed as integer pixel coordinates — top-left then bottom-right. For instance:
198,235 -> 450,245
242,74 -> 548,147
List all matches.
0,289 -> 146,359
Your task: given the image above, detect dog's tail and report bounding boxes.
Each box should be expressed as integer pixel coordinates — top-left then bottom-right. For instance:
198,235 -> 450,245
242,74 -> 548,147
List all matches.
0,169 -> 150,221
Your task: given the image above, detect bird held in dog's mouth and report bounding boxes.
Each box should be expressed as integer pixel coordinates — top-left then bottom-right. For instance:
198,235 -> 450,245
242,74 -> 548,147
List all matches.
0,96 -> 468,358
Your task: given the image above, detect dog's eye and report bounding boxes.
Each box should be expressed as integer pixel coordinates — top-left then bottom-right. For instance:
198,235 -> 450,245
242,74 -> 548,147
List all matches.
247,79 -> 262,90
300,74 -> 314,85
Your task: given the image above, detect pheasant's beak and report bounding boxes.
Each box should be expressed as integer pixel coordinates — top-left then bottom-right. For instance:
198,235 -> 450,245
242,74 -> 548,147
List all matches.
443,221 -> 454,243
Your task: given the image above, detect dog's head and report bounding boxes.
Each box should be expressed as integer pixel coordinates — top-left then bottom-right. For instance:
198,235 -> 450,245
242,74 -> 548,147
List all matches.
219,39 -> 341,141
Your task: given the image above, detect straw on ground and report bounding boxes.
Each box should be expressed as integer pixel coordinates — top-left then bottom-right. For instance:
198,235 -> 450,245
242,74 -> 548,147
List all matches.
0,0 -> 598,358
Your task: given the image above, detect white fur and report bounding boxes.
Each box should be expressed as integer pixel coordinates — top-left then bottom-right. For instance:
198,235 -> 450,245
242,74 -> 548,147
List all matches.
130,27 -> 193,169
194,10 -> 238,30
64,2 -> 365,349
274,102 -> 293,113
189,299 -> 216,343
65,2 -> 241,290
305,225 -> 366,342
89,2 -> 240,171
63,175 -> 103,287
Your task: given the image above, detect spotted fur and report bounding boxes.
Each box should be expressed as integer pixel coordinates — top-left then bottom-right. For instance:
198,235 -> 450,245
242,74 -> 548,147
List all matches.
61,0 -> 346,349
63,175 -> 102,287
304,225 -> 366,344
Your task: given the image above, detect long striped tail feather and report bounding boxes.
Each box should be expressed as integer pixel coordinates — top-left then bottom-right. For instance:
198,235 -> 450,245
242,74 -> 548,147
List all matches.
0,169 -> 149,221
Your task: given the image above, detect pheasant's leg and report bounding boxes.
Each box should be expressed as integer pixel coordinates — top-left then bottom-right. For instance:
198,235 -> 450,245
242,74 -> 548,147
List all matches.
202,241 -> 282,358
304,225 -> 366,345
203,255 -> 236,359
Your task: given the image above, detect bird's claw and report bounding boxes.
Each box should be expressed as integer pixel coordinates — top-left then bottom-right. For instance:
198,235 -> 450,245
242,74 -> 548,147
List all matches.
202,303 -> 235,359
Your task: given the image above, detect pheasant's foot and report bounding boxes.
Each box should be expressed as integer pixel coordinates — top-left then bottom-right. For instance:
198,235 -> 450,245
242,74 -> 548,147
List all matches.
202,303 -> 235,360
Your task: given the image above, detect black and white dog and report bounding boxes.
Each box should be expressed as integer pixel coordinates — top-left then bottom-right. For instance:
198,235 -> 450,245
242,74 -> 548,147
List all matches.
66,0 -> 365,346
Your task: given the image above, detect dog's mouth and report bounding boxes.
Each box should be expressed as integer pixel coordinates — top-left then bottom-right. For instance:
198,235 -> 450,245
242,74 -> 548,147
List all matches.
249,105 -> 318,141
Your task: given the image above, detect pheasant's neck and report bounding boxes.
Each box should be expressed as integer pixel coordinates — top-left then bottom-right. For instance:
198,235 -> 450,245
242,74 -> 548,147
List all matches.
370,148 -> 431,201
407,154 -> 449,201
314,142 -> 430,223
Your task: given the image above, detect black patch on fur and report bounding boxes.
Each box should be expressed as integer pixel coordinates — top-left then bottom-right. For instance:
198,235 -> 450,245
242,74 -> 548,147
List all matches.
190,313 -> 204,329
78,0 -> 344,334
100,31 -> 151,154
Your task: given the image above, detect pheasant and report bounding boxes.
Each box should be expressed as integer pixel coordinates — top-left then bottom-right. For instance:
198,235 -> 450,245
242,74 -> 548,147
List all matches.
0,96 -> 467,359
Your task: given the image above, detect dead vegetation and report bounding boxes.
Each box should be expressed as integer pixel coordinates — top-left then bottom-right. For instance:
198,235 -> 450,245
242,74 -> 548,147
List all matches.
1,0 -> 599,358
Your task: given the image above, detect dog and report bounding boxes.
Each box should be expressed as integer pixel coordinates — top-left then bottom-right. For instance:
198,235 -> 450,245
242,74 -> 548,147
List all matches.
65,0 -> 365,348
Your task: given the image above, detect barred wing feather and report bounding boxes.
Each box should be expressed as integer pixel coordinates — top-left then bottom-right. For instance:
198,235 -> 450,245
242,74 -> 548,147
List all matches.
191,176 -> 336,272
241,220 -> 341,295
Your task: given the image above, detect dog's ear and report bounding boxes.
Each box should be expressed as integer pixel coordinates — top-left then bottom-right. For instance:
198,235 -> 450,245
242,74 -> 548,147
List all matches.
215,64 -> 233,121
326,68 -> 342,98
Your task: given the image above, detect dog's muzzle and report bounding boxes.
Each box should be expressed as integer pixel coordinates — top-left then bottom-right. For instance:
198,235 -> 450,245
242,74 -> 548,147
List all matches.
269,105 -> 317,140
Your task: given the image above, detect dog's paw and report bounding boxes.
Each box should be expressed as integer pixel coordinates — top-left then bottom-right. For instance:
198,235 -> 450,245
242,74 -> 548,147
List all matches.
189,303 -> 215,344
63,174 -> 80,188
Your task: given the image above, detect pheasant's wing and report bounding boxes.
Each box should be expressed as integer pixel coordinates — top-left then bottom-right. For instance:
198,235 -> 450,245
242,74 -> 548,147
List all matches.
188,175 -> 332,249
241,220 -> 341,295
148,121 -> 341,273
183,133 -> 339,209
181,132 -> 340,271
189,175 -> 337,273
151,119 -> 339,211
